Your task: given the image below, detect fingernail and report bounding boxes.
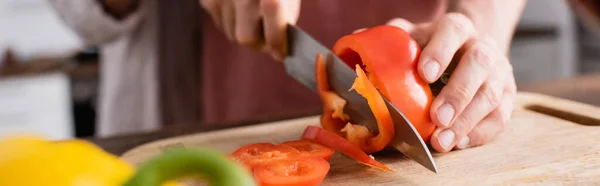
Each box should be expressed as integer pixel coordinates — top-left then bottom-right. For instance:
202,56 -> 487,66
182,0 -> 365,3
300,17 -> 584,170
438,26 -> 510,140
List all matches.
457,136 -> 470,149
353,28 -> 366,33
438,129 -> 455,150
437,104 -> 454,127
423,61 -> 440,82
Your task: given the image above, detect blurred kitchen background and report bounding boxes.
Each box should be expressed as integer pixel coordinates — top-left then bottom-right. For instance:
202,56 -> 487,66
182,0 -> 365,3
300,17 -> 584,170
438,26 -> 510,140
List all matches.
1,0 -> 599,140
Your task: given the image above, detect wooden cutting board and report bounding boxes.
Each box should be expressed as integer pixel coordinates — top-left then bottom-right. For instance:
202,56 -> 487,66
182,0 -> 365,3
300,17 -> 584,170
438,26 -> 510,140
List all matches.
120,92 -> 600,185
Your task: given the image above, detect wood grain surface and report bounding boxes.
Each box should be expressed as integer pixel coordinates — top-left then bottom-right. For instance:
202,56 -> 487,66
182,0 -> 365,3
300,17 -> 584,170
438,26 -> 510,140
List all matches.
120,92 -> 600,185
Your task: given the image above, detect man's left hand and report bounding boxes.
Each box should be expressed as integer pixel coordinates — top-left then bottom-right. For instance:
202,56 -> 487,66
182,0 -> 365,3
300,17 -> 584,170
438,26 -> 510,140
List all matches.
361,13 -> 517,153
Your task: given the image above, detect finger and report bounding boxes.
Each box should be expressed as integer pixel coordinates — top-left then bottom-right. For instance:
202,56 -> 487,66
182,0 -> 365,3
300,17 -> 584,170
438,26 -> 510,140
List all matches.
221,1 -> 236,41
430,37 -> 497,129
456,82 -> 516,149
234,0 -> 264,49
386,18 -> 434,46
386,18 -> 416,32
454,104 -> 504,150
431,60 -> 505,152
199,0 -> 223,29
260,0 -> 288,61
418,13 -> 477,83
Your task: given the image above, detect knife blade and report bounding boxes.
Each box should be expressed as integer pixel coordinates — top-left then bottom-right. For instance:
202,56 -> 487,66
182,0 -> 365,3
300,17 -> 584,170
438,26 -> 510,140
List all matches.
283,25 -> 438,173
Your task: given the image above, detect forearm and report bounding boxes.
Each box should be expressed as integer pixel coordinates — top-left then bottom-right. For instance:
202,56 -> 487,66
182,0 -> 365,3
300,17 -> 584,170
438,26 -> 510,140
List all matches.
448,0 -> 527,54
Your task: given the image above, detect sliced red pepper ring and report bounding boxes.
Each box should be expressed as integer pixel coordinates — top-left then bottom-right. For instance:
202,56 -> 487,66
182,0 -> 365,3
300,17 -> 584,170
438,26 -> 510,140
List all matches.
230,142 -> 331,186
332,25 -> 436,142
280,140 -> 335,161
302,126 -> 392,172
315,53 -> 394,154
231,143 -> 300,170
253,157 -> 330,186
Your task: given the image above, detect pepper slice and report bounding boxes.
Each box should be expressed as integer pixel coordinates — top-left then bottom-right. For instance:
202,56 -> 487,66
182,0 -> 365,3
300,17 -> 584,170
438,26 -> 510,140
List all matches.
231,143 -> 300,170
253,157 -> 330,186
229,141 -> 332,186
331,25 -> 436,142
302,126 -> 392,172
315,53 -> 395,154
280,140 -> 335,161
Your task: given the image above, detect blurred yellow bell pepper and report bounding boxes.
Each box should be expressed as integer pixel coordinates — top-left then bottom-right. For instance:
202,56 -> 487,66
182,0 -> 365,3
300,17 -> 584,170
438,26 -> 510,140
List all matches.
0,135 -> 256,186
0,135 -> 133,186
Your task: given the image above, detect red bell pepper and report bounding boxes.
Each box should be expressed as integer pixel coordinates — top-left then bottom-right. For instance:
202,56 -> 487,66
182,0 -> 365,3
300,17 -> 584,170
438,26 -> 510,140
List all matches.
327,25 -> 436,143
316,52 -> 395,154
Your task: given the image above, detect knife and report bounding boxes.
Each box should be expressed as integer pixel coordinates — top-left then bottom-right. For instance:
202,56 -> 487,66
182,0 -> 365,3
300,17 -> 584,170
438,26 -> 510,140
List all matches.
283,25 -> 438,173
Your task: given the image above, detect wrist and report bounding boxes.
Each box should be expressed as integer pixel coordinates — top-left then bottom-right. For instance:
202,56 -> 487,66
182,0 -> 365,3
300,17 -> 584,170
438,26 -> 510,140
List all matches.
448,0 -> 526,54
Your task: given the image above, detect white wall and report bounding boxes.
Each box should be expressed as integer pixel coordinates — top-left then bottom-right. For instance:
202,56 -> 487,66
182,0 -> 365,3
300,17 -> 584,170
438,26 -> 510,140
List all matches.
0,0 -> 83,61
510,0 -> 578,83
0,73 -> 73,140
0,0 -> 80,140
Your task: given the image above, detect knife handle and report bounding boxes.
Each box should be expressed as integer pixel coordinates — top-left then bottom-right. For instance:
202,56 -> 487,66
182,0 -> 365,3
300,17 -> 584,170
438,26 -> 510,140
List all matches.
429,73 -> 449,97
428,56 -> 458,96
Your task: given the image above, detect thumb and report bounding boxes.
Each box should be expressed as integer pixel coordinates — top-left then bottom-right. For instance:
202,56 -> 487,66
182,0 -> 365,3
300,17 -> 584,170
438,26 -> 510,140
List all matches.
386,18 -> 433,47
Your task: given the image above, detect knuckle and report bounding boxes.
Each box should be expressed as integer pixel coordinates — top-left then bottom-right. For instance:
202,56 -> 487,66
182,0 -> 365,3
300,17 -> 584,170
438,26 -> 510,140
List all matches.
443,13 -> 474,37
448,82 -> 472,107
479,84 -> 502,110
452,116 -> 473,137
469,46 -> 494,72
424,44 -> 451,64
480,34 -> 498,48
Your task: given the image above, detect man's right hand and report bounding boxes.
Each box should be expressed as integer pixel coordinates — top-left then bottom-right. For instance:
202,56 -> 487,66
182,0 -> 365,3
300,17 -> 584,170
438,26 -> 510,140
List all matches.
199,0 -> 301,61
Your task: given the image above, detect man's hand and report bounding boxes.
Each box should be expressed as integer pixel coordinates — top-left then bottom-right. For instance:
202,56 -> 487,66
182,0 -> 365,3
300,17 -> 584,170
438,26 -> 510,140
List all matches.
199,0 -> 301,61
382,13 -> 517,153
